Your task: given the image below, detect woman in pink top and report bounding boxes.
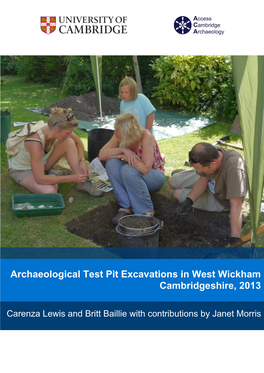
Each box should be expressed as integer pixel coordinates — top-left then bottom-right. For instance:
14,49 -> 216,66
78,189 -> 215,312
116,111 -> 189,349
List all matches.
99,113 -> 165,224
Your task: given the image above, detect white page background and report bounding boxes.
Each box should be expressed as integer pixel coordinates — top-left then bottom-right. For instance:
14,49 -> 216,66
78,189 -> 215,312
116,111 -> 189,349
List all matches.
1,1 -> 263,371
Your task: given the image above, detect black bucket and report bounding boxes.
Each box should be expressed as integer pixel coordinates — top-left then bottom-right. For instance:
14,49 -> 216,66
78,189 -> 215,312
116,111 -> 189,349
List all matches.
116,224 -> 161,247
88,128 -> 114,165
114,215 -> 163,258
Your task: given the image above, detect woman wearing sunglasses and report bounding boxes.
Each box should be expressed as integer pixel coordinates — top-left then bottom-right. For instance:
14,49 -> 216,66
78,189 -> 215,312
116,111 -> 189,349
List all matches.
168,142 -> 247,245
9,107 -> 102,196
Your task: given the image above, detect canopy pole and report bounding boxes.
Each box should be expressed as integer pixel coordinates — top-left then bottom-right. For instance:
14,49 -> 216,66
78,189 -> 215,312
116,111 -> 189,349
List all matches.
96,56 -> 103,120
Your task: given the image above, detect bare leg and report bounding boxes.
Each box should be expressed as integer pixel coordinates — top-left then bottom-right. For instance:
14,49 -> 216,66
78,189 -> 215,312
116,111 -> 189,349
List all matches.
168,176 -> 181,201
44,138 -> 81,174
20,173 -> 58,194
172,189 -> 181,200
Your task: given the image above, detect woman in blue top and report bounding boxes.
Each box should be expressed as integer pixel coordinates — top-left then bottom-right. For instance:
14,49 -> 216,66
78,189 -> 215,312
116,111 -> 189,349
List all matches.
119,77 -> 156,135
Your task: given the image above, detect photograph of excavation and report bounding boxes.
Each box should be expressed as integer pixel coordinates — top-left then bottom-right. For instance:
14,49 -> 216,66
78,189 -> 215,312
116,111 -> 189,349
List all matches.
1,56 -> 264,260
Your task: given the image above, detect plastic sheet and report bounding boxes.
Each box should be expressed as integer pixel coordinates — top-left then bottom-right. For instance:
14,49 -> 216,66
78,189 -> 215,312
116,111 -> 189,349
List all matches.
22,108 -> 215,141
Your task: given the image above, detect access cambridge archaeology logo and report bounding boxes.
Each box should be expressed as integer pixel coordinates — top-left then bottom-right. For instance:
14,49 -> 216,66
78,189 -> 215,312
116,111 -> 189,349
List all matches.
174,16 -> 225,36
40,16 -> 128,35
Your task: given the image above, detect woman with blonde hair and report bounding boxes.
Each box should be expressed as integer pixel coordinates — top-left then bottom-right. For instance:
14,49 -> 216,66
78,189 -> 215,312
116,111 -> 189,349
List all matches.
99,113 -> 165,224
9,107 -> 103,196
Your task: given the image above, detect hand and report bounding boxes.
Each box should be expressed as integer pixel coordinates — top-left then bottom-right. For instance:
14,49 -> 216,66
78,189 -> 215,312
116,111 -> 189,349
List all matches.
228,236 -> 241,247
123,148 -> 141,167
79,160 -> 91,176
176,197 -> 193,215
71,174 -> 88,184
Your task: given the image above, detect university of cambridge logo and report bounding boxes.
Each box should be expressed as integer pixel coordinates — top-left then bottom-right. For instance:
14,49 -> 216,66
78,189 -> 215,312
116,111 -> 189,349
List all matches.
40,17 -> 56,34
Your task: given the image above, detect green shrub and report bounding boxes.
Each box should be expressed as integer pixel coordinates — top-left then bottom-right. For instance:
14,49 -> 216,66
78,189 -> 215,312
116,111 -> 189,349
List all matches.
151,55 -> 237,120
1,55 -> 158,99
1,56 -> 21,75
102,56 -> 134,97
212,63 -> 237,120
63,56 -> 95,95
63,56 -> 135,97
17,56 -> 68,86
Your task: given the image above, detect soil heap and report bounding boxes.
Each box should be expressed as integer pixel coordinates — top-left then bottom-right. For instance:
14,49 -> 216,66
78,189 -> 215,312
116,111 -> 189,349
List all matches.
42,92 -> 120,122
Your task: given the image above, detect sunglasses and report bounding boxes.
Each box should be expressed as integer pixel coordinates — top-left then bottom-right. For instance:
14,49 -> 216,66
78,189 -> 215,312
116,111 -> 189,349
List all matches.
53,114 -> 75,127
189,151 -> 213,165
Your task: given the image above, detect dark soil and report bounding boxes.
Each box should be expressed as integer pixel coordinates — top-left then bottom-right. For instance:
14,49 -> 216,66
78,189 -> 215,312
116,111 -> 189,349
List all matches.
120,215 -> 159,229
42,92 -> 119,122
65,193 -> 234,258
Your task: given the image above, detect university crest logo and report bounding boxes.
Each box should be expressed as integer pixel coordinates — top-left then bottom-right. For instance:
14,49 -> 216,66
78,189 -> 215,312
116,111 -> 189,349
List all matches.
40,17 -> 56,34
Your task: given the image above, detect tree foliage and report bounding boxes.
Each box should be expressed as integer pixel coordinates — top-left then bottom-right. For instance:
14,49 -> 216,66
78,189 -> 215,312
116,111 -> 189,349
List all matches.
151,55 -> 237,120
1,55 -> 157,98
17,56 -> 68,86
1,55 -> 236,120
1,56 -> 21,75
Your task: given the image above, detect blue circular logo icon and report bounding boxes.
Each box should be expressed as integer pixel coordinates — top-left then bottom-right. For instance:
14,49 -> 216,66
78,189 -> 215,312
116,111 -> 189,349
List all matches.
174,16 -> 192,34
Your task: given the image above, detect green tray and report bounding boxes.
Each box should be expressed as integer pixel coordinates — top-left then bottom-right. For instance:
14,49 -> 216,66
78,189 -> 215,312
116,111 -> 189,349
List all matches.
12,193 -> 65,217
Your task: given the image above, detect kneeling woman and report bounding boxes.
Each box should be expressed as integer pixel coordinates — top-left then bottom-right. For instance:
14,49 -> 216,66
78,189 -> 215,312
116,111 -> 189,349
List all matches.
99,113 -> 165,224
9,107 -> 102,196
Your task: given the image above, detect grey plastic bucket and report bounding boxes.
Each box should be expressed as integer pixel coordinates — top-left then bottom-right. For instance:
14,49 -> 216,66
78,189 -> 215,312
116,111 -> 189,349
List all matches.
88,128 -> 114,164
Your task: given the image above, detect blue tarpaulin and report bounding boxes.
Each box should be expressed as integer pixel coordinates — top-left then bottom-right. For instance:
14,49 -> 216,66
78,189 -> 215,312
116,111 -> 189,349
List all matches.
21,107 -> 215,141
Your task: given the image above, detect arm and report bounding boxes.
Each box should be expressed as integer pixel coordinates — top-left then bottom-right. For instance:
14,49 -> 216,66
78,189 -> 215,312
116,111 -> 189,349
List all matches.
71,132 -> 85,159
71,132 -> 90,176
28,142 -> 87,185
133,131 -> 154,174
99,135 -> 142,167
98,134 -> 123,161
176,176 -> 209,214
146,112 -> 155,132
229,197 -> 243,237
188,176 -> 209,202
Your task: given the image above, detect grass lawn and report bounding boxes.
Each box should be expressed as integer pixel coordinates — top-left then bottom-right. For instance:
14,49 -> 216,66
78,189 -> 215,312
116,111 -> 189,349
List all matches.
1,75 -> 264,254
